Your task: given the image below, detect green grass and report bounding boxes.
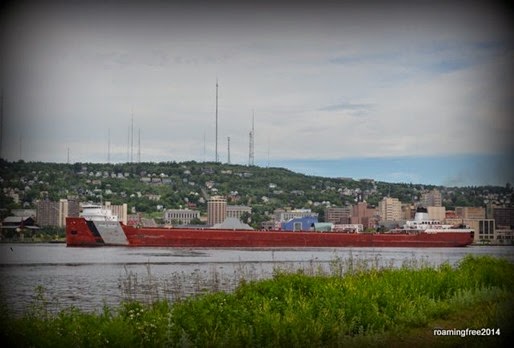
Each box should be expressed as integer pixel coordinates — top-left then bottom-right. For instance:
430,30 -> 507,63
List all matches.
2,255 -> 513,347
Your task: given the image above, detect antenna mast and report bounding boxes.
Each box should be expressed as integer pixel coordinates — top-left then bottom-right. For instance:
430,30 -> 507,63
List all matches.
138,128 -> 141,163
227,136 -> 231,164
107,128 -> 111,164
203,131 -> 206,162
249,111 -> 255,166
127,125 -> 130,163
130,115 -> 134,163
215,79 -> 219,162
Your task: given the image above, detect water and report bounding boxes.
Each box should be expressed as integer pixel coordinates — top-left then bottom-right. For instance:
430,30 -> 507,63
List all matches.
1,243 -> 513,315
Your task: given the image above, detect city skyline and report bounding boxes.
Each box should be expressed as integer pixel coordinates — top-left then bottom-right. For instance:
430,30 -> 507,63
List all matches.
0,1 -> 512,186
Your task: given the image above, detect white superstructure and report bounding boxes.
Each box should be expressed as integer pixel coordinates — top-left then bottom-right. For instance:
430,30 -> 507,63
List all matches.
400,208 -> 473,234
80,204 -> 118,221
79,204 -> 128,245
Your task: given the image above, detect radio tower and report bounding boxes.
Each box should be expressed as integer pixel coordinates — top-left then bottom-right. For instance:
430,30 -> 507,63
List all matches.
215,79 -> 219,162
130,115 -> 134,163
248,112 -> 255,166
138,128 -> 141,163
227,136 -> 231,164
107,128 -> 111,164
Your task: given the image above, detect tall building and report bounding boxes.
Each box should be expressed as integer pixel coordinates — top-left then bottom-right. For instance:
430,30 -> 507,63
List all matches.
207,196 -> 227,225
378,197 -> 402,222
36,199 -> 80,227
455,207 -> 485,220
421,189 -> 442,207
401,204 -> 415,220
427,206 -> 446,221
493,207 -> 514,228
104,202 -> 128,225
325,206 -> 351,224
350,202 -> 377,227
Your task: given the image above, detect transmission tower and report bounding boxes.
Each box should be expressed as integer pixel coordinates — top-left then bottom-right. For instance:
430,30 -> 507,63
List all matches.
248,112 -> 255,166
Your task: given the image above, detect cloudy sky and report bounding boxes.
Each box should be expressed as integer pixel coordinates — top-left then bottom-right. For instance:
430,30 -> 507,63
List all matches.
0,1 -> 512,186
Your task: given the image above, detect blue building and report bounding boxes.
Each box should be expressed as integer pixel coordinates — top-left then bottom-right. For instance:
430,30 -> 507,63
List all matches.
281,216 -> 318,231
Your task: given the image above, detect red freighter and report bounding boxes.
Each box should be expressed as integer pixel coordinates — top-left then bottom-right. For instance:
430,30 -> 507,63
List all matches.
66,206 -> 474,248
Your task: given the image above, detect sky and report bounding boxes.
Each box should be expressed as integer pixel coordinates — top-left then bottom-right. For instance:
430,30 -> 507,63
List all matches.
0,0 -> 512,186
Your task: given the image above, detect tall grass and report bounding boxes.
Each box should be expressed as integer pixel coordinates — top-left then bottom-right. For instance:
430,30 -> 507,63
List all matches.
2,255 -> 513,347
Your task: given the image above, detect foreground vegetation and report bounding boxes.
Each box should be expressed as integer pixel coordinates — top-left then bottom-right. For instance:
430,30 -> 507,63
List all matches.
1,255 -> 513,347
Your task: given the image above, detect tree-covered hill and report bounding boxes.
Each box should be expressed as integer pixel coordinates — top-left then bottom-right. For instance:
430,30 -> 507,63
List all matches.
1,159 -> 512,225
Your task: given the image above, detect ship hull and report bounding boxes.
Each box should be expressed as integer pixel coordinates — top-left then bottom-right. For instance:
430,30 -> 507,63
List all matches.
66,218 -> 474,248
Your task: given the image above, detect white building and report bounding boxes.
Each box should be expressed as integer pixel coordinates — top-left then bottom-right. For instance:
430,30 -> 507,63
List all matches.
274,208 -> 318,222
164,209 -> 200,225
227,205 -> 252,220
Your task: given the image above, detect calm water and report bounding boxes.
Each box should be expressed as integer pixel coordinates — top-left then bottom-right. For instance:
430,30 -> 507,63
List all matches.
1,244 -> 513,315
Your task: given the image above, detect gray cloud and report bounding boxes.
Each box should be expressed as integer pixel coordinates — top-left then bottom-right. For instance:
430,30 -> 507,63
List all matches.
318,102 -> 374,113
0,0 -> 511,172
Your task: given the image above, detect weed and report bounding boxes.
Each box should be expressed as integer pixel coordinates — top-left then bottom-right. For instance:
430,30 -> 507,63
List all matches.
1,255 -> 513,347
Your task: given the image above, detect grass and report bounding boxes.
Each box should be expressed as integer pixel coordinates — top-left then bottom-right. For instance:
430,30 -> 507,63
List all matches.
1,255 -> 513,347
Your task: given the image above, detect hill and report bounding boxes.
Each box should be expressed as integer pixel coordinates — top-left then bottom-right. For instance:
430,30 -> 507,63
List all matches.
0,159 -> 512,227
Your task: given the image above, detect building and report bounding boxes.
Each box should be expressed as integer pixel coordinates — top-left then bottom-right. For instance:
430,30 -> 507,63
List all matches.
427,206 -> 446,221
421,189 -> 442,207
207,196 -> 227,225
164,209 -> 200,225
226,205 -> 252,220
459,218 -> 512,245
455,207 -> 486,220
378,197 -> 402,222
36,199 -> 80,227
333,224 -> 364,232
313,222 -> 334,232
10,209 -> 36,217
281,216 -> 318,231
401,204 -> 415,220
103,202 -> 128,225
212,217 -> 253,230
350,202 -> 377,227
273,208 -> 318,222
325,206 -> 351,224
465,219 -> 495,243
36,200 -> 59,227
493,207 -> 514,228
1,216 -> 39,239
